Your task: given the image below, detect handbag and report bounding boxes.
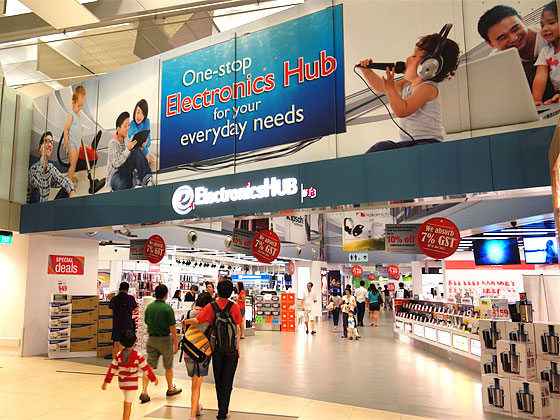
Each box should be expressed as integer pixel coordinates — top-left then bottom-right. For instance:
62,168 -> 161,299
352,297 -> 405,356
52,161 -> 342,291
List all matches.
326,301 -> 334,311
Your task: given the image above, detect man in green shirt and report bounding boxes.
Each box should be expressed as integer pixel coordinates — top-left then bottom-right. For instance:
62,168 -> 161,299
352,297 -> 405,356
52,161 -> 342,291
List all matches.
140,285 -> 181,403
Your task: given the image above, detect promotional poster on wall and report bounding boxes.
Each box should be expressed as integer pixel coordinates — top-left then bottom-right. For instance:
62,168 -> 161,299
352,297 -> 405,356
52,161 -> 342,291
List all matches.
27,0 -> 559,205
342,209 -> 393,251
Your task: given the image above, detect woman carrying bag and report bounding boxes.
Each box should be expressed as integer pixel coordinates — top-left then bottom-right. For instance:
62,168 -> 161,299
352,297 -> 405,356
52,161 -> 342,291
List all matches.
327,289 -> 341,333
367,284 -> 382,327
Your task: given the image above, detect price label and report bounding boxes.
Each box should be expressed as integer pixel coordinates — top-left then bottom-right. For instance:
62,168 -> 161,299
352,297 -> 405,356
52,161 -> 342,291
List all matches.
387,265 -> 399,277
388,283 -> 396,292
491,308 -> 510,319
368,273 -> 376,281
251,230 -> 280,264
144,235 -> 166,264
58,280 -> 68,293
417,218 -> 460,259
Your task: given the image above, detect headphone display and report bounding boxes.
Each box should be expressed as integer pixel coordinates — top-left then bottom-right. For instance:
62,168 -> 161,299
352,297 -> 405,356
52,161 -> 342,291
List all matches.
344,218 -> 364,237
417,23 -> 452,81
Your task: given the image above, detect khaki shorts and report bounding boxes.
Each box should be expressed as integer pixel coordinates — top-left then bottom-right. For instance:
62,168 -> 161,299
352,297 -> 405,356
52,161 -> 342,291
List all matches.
147,335 -> 174,370
303,310 -> 315,323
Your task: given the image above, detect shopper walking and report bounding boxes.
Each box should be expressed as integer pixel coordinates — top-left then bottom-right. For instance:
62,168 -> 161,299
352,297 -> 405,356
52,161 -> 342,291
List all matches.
355,280 -> 368,327
109,281 -> 138,360
181,292 -> 213,420
368,284 -> 382,327
397,282 -> 411,298
302,282 -> 318,335
383,285 -> 392,310
185,280 -> 243,420
328,289 -> 341,333
236,282 -> 246,339
140,284 -> 182,403
340,288 -> 356,338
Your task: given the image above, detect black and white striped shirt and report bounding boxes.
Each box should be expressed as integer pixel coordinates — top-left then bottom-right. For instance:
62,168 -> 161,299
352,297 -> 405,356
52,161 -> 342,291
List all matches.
27,155 -> 74,203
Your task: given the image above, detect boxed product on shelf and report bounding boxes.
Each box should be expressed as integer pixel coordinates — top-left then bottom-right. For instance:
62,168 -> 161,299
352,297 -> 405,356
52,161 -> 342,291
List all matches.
71,308 -> 98,324
97,342 -> 113,357
535,323 -> 560,361
481,352 -> 499,376
482,375 -> 512,416
49,315 -> 71,329
98,315 -> 112,330
51,293 -> 71,303
509,379 -> 551,419
70,295 -> 98,310
98,329 -> 112,343
551,399 -> 560,420
497,340 -> 537,381
48,327 -> 70,340
505,322 -> 536,343
98,301 -> 112,316
537,360 -> 560,399
70,336 -> 97,352
49,302 -> 72,316
48,338 -> 70,353
479,320 -> 507,353
70,323 -> 98,338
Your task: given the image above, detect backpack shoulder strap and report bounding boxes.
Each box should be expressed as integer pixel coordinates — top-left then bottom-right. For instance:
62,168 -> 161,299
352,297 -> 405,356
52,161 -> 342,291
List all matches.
224,301 -> 233,314
210,301 -> 220,314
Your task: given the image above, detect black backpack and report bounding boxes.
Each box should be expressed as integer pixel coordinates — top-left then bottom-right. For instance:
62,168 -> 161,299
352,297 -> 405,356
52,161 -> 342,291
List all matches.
210,301 -> 238,356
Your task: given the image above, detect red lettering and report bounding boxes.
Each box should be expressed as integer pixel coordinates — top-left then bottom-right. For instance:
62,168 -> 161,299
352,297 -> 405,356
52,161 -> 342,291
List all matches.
181,96 -> 191,113
219,86 -> 232,102
320,50 -> 337,77
203,89 -> 212,107
305,60 -> 320,80
233,81 -> 245,99
252,76 -> 265,94
192,93 -> 203,110
264,73 -> 275,91
166,94 -> 177,117
284,57 -> 304,87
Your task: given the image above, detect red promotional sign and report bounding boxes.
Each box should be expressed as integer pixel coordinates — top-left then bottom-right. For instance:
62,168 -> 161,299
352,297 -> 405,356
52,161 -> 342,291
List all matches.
144,235 -> 166,264
289,261 -> 296,276
417,218 -> 460,259
387,265 -> 399,278
368,273 -> 375,281
251,230 -> 281,264
393,273 -> 401,281
48,255 -> 84,275
387,283 -> 396,292
351,265 -> 363,277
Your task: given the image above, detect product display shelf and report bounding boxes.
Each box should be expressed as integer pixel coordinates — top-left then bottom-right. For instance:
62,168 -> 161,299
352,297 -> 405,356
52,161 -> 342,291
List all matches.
136,296 -> 155,353
122,270 -> 170,299
254,293 -> 282,331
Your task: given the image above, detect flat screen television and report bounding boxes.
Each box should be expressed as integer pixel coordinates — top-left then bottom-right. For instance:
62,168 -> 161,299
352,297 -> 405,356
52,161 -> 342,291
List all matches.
472,239 -> 521,265
523,237 -> 559,264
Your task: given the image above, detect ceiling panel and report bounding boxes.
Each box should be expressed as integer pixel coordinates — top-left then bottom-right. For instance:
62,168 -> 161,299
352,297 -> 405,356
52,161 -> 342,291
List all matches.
19,0 -> 100,29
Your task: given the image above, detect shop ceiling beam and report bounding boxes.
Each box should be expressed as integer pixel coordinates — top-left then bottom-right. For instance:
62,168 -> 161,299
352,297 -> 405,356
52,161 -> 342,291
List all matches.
19,126 -> 555,234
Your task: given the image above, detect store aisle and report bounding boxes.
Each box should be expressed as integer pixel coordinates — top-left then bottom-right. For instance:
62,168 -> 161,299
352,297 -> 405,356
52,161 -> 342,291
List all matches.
69,310 -> 501,420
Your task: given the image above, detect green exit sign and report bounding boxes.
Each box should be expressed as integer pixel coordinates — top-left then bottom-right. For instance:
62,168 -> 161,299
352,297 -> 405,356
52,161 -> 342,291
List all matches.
0,231 -> 12,245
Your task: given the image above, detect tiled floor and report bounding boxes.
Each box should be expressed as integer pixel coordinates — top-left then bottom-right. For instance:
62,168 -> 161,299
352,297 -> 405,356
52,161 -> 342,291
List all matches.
0,312 -> 503,420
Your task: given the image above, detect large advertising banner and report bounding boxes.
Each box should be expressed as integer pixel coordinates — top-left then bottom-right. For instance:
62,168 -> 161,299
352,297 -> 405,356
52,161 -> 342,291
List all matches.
25,0 -> 560,205
159,5 -> 345,168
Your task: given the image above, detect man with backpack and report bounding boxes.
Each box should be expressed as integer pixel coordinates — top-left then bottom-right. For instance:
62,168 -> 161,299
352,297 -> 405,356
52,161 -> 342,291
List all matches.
185,280 -> 242,420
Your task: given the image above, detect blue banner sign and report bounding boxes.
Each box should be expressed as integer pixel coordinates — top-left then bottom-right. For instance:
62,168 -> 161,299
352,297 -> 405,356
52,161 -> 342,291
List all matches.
160,5 -> 345,169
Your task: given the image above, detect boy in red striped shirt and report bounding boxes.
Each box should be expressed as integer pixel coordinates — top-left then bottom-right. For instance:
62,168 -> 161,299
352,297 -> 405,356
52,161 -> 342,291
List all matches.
102,330 -> 158,420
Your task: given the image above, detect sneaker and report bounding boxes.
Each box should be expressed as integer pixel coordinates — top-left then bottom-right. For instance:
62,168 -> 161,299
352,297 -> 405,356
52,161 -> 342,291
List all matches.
139,393 -> 150,403
311,331 -> 316,335
166,386 -> 182,397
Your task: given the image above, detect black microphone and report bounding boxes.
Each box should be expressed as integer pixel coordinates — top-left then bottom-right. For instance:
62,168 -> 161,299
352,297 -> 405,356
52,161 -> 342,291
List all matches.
356,61 -> 406,74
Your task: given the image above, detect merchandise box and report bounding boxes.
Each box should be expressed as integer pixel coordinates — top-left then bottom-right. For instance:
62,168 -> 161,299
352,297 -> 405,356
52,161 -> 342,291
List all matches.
510,379 -> 552,419
48,327 -> 70,340
70,337 -> 97,352
482,375 -> 512,416
49,315 -> 71,329
97,342 -> 113,357
537,359 -> 560,400
98,328 -> 112,342
497,340 -> 537,381
479,320 -> 507,353
71,309 -> 98,324
551,398 -> 560,420
48,338 -> 70,352
70,323 -> 98,338
535,323 -> 560,361
98,315 -> 112,330
505,322 -> 536,343
51,293 -> 70,303
98,302 -> 112,316
49,302 -> 72,316
481,352 -> 499,376
70,295 -> 99,310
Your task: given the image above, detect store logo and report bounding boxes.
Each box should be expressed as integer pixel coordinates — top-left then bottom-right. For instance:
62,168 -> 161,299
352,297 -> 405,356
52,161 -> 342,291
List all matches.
172,177 -> 300,215
172,185 -> 196,215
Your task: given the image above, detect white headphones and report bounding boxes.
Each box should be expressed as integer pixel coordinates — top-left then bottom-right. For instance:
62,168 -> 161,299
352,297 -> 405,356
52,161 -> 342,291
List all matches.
417,23 -> 453,81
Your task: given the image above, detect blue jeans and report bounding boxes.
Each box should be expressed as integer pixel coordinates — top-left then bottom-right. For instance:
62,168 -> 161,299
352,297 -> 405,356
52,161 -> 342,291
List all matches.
110,148 -> 152,191
366,138 -> 440,153
332,308 -> 340,326
29,187 -> 69,203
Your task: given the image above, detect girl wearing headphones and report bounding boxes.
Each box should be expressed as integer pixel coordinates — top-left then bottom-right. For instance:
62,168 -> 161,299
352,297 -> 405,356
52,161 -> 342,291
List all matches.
357,26 -> 460,152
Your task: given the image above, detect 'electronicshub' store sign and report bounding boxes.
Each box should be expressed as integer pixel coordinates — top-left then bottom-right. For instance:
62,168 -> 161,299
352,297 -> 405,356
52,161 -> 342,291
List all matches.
172,176 -> 317,216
